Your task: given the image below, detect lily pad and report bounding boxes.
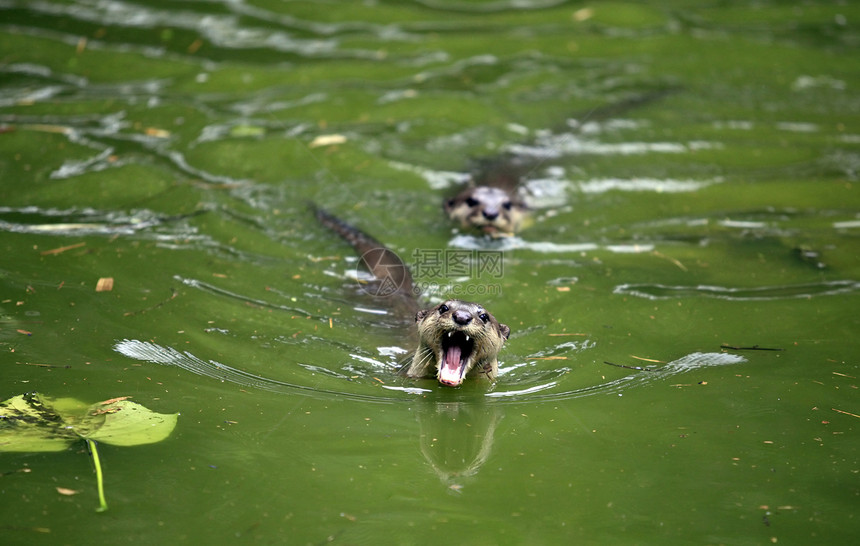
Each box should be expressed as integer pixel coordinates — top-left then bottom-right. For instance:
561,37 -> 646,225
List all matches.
0,393 -> 80,452
0,392 -> 178,512
0,393 -> 178,451
82,399 -> 179,446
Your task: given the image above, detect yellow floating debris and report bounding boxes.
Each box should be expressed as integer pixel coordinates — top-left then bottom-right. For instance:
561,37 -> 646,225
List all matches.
309,134 -> 347,148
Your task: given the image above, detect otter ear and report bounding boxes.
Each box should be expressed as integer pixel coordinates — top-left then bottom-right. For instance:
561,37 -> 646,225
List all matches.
498,323 -> 511,341
415,309 -> 429,323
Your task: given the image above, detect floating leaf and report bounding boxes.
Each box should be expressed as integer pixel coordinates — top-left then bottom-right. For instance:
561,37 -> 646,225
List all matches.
0,392 -> 178,512
0,393 -> 178,451
81,399 -> 178,446
0,393 -> 81,452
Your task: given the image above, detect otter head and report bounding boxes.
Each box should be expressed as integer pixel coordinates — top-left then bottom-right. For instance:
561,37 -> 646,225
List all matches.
411,299 -> 510,387
444,186 -> 527,236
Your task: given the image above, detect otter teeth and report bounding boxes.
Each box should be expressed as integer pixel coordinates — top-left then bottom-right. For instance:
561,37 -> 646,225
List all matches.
465,335 -> 470,341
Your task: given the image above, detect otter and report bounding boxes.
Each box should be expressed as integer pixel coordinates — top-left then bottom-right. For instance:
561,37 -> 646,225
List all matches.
444,156 -> 529,236
445,88 -> 681,235
407,300 -> 510,386
314,206 -> 510,387
444,185 -> 528,236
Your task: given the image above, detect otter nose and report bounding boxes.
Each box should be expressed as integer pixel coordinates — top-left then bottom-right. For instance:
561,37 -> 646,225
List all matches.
452,309 -> 473,326
482,208 -> 499,220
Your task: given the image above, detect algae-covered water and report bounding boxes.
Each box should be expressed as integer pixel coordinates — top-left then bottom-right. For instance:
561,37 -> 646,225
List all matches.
1,1 -> 858,544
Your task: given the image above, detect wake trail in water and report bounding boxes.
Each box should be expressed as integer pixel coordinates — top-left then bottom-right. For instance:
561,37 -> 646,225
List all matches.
114,340 -> 746,405
113,339 -> 390,403
488,352 -> 746,401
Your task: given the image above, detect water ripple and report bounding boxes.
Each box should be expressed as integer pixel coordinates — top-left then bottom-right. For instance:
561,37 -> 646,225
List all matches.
173,275 -> 319,317
114,338 -> 386,403
114,339 -> 746,406
490,352 -> 747,401
19,0 -> 341,57
0,206 -> 203,238
614,280 -> 860,301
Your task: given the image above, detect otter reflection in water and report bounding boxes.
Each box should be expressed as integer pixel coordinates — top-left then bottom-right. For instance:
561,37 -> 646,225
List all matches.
314,206 -> 510,387
417,400 -> 502,485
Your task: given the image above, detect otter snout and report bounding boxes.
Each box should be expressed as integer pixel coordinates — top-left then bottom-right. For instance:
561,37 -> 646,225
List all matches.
452,309 -> 472,326
444,185 -> 527,235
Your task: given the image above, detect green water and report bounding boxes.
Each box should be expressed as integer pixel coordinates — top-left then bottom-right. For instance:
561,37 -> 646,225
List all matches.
1,1 -> 858,544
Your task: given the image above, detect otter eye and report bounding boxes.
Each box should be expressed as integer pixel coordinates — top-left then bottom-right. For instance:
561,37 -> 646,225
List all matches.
478,313 -> 490,323
502,201 -> 512,210
438,304 -> 449,314
465,197 -> 480,207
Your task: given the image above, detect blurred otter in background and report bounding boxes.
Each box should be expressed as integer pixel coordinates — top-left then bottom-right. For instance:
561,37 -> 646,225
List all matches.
444,87 -> 679,236
444,155 -> 530,236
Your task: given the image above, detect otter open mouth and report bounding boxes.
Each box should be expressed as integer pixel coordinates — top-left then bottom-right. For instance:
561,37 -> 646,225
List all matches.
438,330 -> 475,386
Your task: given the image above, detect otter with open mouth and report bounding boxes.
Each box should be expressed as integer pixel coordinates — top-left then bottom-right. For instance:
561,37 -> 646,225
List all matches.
408,300 -> 510,386
314,206 -> 510,387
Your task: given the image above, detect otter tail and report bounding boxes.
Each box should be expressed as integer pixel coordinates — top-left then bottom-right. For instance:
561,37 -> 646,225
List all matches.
312,204 -> 418,303
313,205 -> 386,258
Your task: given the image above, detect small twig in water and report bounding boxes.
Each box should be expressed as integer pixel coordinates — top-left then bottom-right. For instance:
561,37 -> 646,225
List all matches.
832,408 -> 860,419
604,360 -> 655,372
24,362 -> 72,369
651,250 -> 688,272
721,344 -> 785,351
629,355 -> 664,363
40,242 -> 86,256
123,288 -> 178,316
531,356 -> 568,360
